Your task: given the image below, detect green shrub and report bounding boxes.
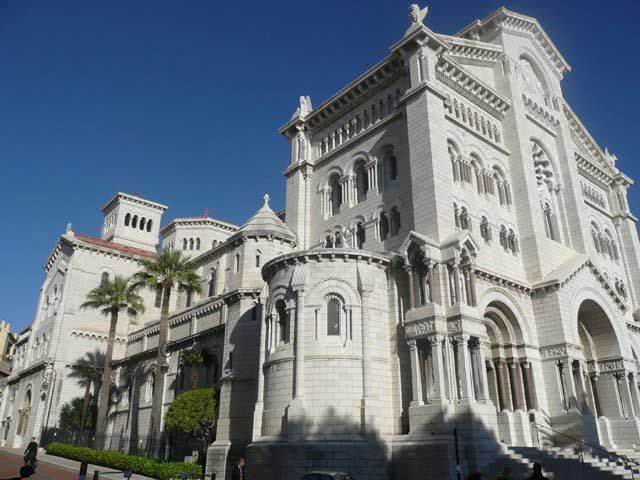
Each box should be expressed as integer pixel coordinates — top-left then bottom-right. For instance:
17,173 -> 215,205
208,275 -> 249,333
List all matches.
46,443 -> 201,480
164,387 -> 217,436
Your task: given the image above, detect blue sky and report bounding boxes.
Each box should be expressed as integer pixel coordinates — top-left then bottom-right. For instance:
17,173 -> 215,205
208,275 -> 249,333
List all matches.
1,0 -> 638,331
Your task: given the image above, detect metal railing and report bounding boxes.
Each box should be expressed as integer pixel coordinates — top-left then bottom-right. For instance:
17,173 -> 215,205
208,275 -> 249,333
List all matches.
40,428 -> 207,463
533,422 -> 640,479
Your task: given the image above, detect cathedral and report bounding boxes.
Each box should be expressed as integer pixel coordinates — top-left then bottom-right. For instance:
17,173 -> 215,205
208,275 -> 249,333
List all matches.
2,5 -> 640,479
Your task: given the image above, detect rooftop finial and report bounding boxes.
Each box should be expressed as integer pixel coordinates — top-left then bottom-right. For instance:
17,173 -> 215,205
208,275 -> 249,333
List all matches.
66,222 -> 73,235
263,193 -> 270,208
204,208 -> 209,218
409,3 -> 428,25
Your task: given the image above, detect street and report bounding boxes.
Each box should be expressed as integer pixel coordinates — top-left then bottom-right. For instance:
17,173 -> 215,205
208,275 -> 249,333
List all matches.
0,449 -> 79,480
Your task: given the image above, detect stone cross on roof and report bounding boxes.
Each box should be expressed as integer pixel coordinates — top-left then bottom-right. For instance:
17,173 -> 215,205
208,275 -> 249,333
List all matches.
263,194 -> 270,208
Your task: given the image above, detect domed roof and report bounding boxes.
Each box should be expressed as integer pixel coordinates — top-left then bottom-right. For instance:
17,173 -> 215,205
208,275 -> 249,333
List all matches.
238,194 -> 297,242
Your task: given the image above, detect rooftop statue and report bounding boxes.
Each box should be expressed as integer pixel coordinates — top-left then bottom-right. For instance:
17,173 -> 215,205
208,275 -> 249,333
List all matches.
409,3 -> 428,25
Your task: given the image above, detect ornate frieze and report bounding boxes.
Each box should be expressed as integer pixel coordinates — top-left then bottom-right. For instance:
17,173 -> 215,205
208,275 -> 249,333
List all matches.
404,319 -> 436,338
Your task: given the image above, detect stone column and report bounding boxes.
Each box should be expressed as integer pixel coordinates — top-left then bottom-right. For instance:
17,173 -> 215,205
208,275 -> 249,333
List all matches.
454,336 -> 474,403
468,268 -> 477,306
452,264 -> 461,305
558,360 -> 577,410
360,290 -> 373,400
293,289 -> 305,400
508,361 -> 525,411
408,340 -> 424,406
521,361 -> 538,411
574,361 -> 589,413
429,335 -> 448,404
476,343 -> 491,402
406,267 -> 416,310
630,373 -> 640,417
619,373 -> 635,418
495,359 -> 511,411
426,261 -> 436,304
251,302 -> 267,440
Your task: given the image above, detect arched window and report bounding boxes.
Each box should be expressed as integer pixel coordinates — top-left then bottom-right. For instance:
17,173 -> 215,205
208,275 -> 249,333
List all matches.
390,207 -> 401,236
131,215 -> 138,229
334,232 -> 343,248
508,229 -> 518,254
454,203 -> 460,228
499,226 -> 508,250
354,161 -> 369,203
480,216 -> 491,243
147,371 -> 156,402
255,250 -> 261,268
379,212 -> 389,241
383,146 -> 398,184
356,222 -> 366,249
235,253 -> 240,273
146,219 -> 153,232
543,203 -> 557,241
196,238 -> 201,250
139,217 -> 146,231
189,238 -> 194,250
183,238 -> 188,250
459,207 -> 470,231
207,268 -> 217,297
325,234 -> 334,248
100,272 -> 109,285
449,141 -> 461,182
327,297 -> 341,336
591,223 -> 601,253
124,213 -> 131,227
276,299 -> 287,343
186,289 -> 193,308
329,173 -> 342,216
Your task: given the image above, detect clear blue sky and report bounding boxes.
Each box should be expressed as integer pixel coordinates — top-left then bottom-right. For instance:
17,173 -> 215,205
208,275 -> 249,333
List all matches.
1,0 -> 638,331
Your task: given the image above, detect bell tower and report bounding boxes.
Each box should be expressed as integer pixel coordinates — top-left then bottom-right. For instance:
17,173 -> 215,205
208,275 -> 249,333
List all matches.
100,192 -> 168,252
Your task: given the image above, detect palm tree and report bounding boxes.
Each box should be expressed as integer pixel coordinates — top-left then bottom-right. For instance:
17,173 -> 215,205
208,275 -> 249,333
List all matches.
133,250 -> 203,442
69,350 -> 106,433
182,350 -> 204,390
80,275 -> 144,443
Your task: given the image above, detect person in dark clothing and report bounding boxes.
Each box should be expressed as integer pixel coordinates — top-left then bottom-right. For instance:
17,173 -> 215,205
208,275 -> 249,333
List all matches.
23,437 -> 38,466
230,457 -> 246,480
527,463 -> 548,480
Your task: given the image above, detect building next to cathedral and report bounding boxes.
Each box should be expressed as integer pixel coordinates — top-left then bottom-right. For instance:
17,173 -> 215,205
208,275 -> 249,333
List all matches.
2,5 -> 640,479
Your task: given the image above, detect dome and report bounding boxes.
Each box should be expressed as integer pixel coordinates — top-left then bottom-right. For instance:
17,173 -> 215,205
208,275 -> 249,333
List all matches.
238,194 -> 297,242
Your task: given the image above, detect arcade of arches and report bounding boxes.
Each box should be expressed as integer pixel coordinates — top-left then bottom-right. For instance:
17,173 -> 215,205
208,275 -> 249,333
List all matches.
402,251 -> 640,449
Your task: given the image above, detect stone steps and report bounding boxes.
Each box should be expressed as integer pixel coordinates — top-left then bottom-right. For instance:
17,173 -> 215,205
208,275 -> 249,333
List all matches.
482,445 -> 637,480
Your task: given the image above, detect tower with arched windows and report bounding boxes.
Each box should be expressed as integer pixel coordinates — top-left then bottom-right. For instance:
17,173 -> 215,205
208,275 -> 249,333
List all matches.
101,192 -> 167,252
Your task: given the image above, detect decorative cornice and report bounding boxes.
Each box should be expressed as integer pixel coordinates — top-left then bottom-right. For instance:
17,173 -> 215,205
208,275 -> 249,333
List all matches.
101,192 -> 167,214
564,101 -> 617,175
159,217 -> 238,236
279,54 -> 406,136
436,56 -> 510,119
457,8 -> 571,79
437,34 -> 504,63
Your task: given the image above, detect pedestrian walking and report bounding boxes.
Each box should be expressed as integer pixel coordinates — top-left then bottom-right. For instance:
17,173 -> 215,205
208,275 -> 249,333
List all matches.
231,457 -> 247,480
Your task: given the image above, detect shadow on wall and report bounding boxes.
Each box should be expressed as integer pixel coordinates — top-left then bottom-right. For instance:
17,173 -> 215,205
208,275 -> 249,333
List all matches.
243,404 -> 527,480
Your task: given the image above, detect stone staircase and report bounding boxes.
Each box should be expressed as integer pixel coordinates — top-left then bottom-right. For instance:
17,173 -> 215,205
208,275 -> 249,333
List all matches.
481,445 -> 640,479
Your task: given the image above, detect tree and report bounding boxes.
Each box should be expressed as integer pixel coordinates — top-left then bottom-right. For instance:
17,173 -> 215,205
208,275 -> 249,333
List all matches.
164,387 -> 217,459
59,397 -> 97,432
68,350 -> 106,432
182,350 -> 204,390
133,250 -> 203,442
81,275 -> 144,443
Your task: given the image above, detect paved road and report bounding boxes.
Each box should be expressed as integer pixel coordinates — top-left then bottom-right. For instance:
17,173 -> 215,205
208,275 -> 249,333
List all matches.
0,449 -> 79,480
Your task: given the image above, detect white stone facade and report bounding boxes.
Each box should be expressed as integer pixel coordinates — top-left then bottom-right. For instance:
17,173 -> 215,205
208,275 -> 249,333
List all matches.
5,6 -> 640,480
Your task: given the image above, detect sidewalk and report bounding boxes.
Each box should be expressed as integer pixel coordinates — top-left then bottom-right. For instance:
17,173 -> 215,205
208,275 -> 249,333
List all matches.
0,447 -> 155,480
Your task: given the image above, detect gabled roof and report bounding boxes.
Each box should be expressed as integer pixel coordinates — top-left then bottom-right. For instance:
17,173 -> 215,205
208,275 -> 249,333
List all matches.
74,233 -> 158,260
457,7 -> 571,79
533,254 -> 627,311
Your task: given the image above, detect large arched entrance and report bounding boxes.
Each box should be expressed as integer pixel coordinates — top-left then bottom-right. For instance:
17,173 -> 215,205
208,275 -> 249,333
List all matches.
483,301 -> 538,445
571,299 -> 640,448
